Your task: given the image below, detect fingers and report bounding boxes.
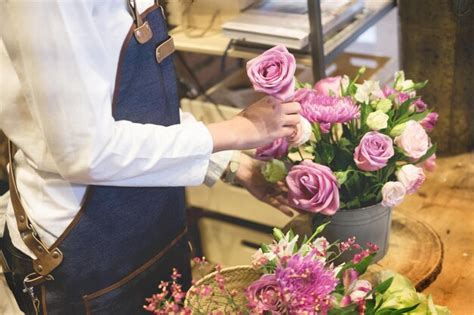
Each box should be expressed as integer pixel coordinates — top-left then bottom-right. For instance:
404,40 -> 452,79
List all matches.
280,101 -> 301,114
265,195 -> 294,217
283,113 -> 301,126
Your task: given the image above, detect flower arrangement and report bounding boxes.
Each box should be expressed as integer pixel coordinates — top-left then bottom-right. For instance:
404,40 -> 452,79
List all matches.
247,45 -> 438,213
144,223 -> 449,314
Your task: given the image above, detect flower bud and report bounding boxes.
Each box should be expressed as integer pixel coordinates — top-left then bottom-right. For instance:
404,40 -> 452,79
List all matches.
262,159 -> 287,183
390,122 -> 408,137
375,98 -> 392,113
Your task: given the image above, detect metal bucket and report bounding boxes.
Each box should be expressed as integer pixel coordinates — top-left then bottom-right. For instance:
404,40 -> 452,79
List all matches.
314,203 -> 392,264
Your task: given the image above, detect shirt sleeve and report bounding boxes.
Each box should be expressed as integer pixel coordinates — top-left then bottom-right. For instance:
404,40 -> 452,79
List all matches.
180,111 -> 232,186
0,1 -> 218,187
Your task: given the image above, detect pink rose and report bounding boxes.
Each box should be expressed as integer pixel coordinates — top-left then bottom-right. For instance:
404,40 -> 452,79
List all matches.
255,138 -> 289,161
422,154 -> 436,172
286,161 -> 339,215
245,274 -> 284,314
314,76 -> 342,96
420,112 -> 439,132
395,120 -> 430,160
396,164 -> 426,194
354,132 -> 394,171
381,181 -> 406,207
246,45 -> 296,101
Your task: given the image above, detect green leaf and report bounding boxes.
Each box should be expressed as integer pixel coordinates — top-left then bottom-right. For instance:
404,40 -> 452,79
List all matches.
375,277 -> 394,295
397,110 -> 430,124
319,141 -> 336,164
272,228 -> 285,241
354,252 -> 375,274
414,144 -> 437,165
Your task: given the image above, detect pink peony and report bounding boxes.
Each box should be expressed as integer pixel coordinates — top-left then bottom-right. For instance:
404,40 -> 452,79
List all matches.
295,89 -> 359,133
354,132 -> 394,171
420,112 -> 439,132
275,254 -> 338,314
395,120 -> 430,160
286,161 -> 340,215
422,154 -> 436,172
255,138 -> 289,161
314,76 -> 342,96
246,45 -> 296,101
396,164 -> 425,194
381,181 -> 406,207
245,274 -> 285,314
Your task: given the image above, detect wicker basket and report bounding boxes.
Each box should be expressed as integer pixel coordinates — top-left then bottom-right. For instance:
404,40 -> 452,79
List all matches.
185,265 -> 262,312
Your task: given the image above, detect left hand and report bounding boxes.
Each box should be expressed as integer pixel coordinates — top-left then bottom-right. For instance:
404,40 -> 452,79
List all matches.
234,153 -> 297,217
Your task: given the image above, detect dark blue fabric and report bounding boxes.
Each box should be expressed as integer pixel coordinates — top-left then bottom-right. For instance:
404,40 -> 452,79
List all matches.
38,7 -> 190,314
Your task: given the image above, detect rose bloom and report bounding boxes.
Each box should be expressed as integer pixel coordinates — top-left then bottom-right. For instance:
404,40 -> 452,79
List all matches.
354,132 -> 394,171
381,181 -> 406,207
420,112 -> 439,132
314,76 -> 342,96
286,161 -> 340,215
255,138 -> 289,161
245,274 -> 285,314
395,120 -> 430,160
246,45 -> 296,101
397,164 -> 426,194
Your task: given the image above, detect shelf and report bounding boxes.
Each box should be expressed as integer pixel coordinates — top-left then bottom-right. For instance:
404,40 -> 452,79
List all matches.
170,0 -> 395,67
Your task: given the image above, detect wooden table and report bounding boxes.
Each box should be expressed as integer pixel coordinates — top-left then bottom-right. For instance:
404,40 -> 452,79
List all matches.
397,153 -> 474,314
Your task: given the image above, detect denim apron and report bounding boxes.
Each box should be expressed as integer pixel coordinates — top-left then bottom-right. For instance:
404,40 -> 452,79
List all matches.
3,2 -> 191,314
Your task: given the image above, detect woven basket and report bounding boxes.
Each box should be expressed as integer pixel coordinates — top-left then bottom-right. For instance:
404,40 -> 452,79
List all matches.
185,265 -> 262,312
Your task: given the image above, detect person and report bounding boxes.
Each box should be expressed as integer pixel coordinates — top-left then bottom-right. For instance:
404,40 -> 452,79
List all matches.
0,1 -> 302,314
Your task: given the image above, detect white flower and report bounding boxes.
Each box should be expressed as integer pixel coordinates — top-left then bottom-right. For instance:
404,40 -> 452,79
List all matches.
395,120 -> 430,159
366,110 -> 389,130
394,70 -> 415,91
397,164 -> 426,194
381,181 -> 406,207
268,233 -> 299,262
290,116 -> 312,147
376,98 -> 392,113
355,80 -> 385,104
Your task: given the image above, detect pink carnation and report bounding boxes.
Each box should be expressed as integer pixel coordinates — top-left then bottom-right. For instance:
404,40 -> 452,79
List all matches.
286,161 -> 340,215
246,45 -> 296,101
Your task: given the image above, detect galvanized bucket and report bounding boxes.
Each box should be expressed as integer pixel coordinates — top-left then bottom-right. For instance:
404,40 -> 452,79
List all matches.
314,203 -> 392,263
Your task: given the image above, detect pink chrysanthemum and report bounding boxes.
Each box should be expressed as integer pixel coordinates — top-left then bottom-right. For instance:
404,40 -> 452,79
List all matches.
296,89 -> 360,133
275,254 -> 339,314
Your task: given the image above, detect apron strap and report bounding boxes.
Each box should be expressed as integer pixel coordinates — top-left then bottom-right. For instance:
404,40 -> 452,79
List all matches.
128,0 -> 163,44
7,141 -> 63,277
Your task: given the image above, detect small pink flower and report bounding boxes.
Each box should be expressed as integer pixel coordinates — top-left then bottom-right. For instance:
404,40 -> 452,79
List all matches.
381,181 -> 406,207
422,154 -> 436,172
420,112 -> 439,132
246,45 -> 296,101
395,120 -> 430,160
354,132 -> 394,171
397,164 -> 426,194
286,161 -> 340,215
413,98 -> 428,112
255,137 -> 289,161
314,76 -> 342,96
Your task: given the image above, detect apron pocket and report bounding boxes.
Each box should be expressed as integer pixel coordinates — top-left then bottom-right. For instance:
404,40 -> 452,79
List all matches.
82,232 -> 191,315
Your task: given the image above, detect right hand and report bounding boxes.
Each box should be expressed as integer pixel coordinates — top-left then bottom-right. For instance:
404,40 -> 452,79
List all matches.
208,96 -> 301,152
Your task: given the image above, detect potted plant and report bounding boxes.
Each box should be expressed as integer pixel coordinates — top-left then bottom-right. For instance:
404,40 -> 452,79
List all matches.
246,46 -> 438,262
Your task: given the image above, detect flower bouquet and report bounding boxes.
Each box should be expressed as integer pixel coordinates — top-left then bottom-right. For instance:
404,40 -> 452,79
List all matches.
144,223 -> 449,314
246,45 -> 438,260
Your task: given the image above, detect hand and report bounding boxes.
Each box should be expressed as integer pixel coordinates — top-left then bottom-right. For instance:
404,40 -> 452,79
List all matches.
207,96 -> 301,152
234,153 -> 298,217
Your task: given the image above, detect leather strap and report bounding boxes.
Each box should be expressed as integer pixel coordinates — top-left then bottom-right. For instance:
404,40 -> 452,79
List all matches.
7,141 -> 63,277
155,36 -> 175,63
128,0 -> 164,44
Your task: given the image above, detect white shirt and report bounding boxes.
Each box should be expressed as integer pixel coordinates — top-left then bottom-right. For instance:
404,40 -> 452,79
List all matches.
0,0 -> 232,258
